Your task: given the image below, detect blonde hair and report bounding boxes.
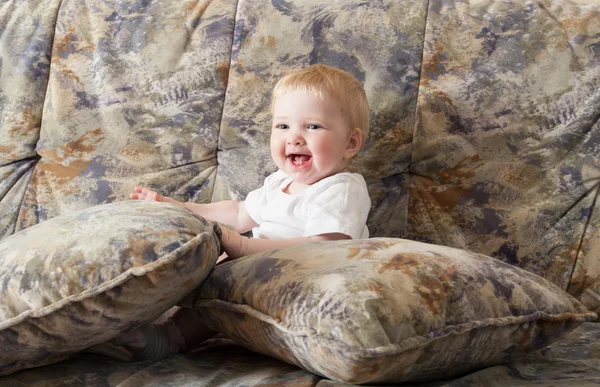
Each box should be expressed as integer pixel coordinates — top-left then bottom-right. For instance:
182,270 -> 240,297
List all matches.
270,64 -> 370,146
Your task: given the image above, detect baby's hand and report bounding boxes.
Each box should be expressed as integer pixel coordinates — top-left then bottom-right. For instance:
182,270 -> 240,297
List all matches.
130,186 -> 181,205
218,226 -> 247,260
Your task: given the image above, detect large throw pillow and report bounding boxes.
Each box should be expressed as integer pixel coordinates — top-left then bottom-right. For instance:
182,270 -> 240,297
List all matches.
192,238 -> 597,384
0,201 -> 220,376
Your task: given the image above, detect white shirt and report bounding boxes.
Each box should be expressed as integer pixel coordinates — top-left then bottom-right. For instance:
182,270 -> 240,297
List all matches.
244,170 -> 370,240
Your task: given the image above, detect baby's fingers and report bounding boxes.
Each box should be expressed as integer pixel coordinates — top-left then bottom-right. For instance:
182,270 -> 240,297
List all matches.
145,191 -> 160,201
130,186 -> 163,202
131,186 -> 147,200
130,192 -> 147,200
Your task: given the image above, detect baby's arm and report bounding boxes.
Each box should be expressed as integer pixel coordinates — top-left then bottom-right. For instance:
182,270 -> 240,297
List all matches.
220,229 -> 350,260
131,186 -> 257,234
217,175 -> 372,259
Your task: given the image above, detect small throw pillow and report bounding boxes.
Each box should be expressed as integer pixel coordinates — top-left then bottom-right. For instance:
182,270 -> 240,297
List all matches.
192,238 -> 597,384
0,201 -> 220,376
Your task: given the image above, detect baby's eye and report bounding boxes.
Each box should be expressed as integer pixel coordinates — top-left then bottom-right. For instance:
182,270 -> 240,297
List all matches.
275,124 -> 289,129
307,124 -> 321,130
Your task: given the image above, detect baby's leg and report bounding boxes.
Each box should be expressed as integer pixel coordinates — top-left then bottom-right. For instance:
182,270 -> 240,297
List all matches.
113,307 -> 217,360
111,254 -> 230,361
171,307 -> 218,349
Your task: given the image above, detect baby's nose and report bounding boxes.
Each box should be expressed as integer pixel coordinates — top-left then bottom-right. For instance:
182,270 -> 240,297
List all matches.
287,136 -> 305,146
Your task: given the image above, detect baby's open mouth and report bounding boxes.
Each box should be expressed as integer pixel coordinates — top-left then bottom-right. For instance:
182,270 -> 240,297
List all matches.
288,154 -> 311,166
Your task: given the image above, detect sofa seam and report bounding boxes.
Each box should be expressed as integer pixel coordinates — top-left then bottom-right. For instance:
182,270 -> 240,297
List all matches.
210,0 -> 241,204
13,0 -> 63,230
0,158 -> 37,201
406,0 -> 430,239
409,175 -> 446,245
566,181 -> 600,296
195,299 -> 597,358
411,0 -> 429,161
0,224 -> 218,330
8,162 -> 36,236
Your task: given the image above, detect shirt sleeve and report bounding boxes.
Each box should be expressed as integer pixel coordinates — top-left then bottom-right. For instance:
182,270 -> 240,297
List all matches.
304,176 -> 371,239
244,170 -> 287,225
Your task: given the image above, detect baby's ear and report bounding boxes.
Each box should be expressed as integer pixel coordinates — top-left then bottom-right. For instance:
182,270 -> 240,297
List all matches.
344,127 -> 363,159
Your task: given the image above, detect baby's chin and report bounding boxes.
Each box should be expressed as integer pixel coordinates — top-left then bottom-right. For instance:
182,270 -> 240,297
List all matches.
287,171 -> 335,186
274,159 -> 343,185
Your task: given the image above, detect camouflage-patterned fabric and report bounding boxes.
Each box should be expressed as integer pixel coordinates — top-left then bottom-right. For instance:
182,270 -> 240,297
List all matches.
0,0 -> 597,311
191,238 -> 596,384
209,0 -> 600,321
0,0 -> 61,238
3,323 -> 600,387
0,200 -> 220,376
0,0 -> 599,384
11,0 -> 238,233
211,0 -> 427,241
409,0 -> 600,316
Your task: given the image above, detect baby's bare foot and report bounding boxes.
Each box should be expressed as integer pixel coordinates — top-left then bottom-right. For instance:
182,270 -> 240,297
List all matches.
112,320 -> 186,361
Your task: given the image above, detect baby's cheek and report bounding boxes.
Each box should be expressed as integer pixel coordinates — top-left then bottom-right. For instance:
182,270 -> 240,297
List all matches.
319,139 -> 342,159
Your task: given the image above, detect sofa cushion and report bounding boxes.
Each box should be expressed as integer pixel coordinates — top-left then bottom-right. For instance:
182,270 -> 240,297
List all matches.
0,200 -> 220,376
410,0 -> 600,315
569,200 -> 600,318
0,0 -> 61,239
212,0 -> 428,239
14,0 -> 238,234
192,238 -> 597,384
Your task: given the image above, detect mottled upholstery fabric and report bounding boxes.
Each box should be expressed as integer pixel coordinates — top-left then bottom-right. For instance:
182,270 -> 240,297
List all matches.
0,0 -> 597,313
3,339 -> 322,387
13,0 -> 238,233
191,238 -> 596,384
0,0 -> 599,385
0,200 -> 220,376
409,0 -> 600,316
3,323 -> 600,387
199,0 -> 599,318
212,0 -> 427,240
0,0 -> 61,239
570,196 -> 600,319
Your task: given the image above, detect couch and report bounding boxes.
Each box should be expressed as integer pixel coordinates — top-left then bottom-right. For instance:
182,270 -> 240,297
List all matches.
1,0 -> 599,385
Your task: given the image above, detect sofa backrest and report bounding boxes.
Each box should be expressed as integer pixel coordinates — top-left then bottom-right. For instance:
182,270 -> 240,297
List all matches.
1,0 -> 599,314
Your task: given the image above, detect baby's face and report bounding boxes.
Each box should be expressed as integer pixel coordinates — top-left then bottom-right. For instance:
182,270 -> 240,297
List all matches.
270,90 -> 355,186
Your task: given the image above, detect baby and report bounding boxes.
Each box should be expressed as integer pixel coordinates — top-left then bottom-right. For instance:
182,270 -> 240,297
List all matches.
117,63 -> 371,360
